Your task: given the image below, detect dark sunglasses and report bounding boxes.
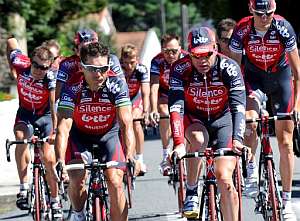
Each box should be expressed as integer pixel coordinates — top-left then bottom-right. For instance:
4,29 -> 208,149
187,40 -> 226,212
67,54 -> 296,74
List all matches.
31,61 -> 51,71
253,9 -> 274,17
162,48 -> 179,55
81,61 -> 110,73
190,51 -> 214,59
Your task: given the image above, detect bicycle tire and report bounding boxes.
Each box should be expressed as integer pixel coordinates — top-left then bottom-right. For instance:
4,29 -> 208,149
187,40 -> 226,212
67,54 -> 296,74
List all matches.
266,159 -> 280,221
178,159 -> 186,215
208,184 -> 217,221
125,172 -> 133,209
234,157 -> 243,221
34,167 -> 41,221
100,198 -> 110,221
94,197 -> 101,221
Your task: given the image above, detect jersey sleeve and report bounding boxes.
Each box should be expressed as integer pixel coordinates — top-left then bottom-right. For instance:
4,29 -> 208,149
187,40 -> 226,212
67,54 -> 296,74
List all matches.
106,77 -> 131,108
275,18 -> 297,52
57,83 -> 78,111
9,49 -> 31,72
57,59 -> 71,83
169,60 -> 186,146
109,54 -> 124,78
46,69 -> 57,90
229,22 -> 245,54
136,63 -> 149,83
220,58 -> 246,142
150,57 -> 160,76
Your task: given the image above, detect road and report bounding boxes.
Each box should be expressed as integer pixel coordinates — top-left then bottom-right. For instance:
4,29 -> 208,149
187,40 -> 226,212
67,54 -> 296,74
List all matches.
0,136 -> 300,220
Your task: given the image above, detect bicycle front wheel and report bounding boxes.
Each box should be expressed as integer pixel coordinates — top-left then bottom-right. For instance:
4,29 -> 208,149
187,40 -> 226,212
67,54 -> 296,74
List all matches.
233,157 -> 243,221
208,184 -> 217,221
178,159 -> 186,215
266,159 -> 281,221
33,167 -> 41,221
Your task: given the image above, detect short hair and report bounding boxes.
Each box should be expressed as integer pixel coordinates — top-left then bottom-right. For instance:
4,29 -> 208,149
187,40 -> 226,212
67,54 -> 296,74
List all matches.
216,18 -> 236,39
80,42 -> 109,63
31,46 -> 54,62
121,43 -> 138,60
42,39 -> 61,53
161,34 -> 181,47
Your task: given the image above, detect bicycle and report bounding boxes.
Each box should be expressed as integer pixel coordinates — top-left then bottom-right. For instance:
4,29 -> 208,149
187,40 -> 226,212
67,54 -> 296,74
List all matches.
65,147 -> 133,221
174,147 -> 248,221
6,128 -> 51,221
246,109 -> 292,221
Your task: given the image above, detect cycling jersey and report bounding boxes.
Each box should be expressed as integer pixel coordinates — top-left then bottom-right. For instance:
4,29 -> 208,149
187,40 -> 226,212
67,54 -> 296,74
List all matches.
58,72 -> 131,135
150,50 -> 187,97
57,54 -> 124,85
169,54 -> 246,145
10,49 -> 56,115
229,15 -> 297,73
125,63 -> 149,99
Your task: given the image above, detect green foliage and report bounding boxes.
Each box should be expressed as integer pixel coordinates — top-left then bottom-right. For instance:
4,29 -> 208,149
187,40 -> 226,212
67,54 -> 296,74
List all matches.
0,91 -> 14,101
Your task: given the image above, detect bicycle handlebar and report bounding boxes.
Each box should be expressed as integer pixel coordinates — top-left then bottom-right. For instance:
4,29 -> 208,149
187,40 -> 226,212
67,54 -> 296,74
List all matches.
246,115 -> 291,123
65,161 -> 127,171
6,137 -> 49,162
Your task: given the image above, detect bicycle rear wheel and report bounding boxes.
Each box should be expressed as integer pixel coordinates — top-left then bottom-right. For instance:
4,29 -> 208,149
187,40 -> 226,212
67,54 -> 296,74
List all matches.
266,159 -> 281,221
33,167 -> 41,221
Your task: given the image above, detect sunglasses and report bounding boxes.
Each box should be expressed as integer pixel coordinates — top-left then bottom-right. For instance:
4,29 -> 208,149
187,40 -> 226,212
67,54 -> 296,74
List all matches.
31,61 -> 51,71
253,9 -> 274,17
190,51 -> 214,59
162,48 -> 179,55
81,61 -> 110,73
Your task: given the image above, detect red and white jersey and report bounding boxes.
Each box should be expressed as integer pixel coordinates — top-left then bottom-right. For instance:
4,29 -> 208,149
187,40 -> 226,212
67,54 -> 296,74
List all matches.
10,49 -> 56,115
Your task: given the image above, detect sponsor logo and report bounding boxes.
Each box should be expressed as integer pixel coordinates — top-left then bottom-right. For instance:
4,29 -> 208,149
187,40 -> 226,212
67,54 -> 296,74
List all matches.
275,22 -> 290,38
248,40 -> 260,45
18,78 -> 43,94
172,119 -> 182,137
193,36 -> 209,44
248,45 -> 279,53
82,114 -> 111,123
174,62 -> 191,73
20,88 -> 43,101
170,77 -> 183,86
106,80 -> 120,94
266,40 -> 280,44
57,70 -> 68,82
220,59 -> 238,77
188,87 -> 226,98
169,104 -> 181,113
79,104 -> 112,113
71,83 -> 82,93
61,95 -> 72,102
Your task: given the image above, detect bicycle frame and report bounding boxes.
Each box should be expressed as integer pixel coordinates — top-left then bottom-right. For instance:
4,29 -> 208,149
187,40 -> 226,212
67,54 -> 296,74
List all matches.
6,129 -> 51,221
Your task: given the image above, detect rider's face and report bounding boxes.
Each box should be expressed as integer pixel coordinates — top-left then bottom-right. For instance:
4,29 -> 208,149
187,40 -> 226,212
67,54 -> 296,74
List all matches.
162,39 -> 181,65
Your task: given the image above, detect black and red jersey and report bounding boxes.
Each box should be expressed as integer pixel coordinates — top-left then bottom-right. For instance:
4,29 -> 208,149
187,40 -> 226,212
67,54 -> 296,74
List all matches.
124,63 -> 149,99
150,50 -> 188,94
169,54 -> 246,144
58,71 -> 131,135
229,15 -> 297,73
10,49 -> 56,115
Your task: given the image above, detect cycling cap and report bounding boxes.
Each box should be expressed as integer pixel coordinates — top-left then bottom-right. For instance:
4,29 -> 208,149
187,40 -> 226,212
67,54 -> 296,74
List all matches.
74,28 -> 98,46
188,27 -> 216,54
250,0 -> 276,11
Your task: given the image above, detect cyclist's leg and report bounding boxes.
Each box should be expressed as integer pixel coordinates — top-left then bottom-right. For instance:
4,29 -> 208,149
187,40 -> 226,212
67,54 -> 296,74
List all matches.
102,129 -> 128,221
182,120 -> 208,218
132,94 -> 146,173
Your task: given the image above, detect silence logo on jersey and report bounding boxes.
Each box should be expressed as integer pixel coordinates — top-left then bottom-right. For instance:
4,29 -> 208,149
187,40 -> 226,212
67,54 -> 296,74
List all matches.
174,62 -> 191,73
79,104 -> 112,113
187,86 -> 226,98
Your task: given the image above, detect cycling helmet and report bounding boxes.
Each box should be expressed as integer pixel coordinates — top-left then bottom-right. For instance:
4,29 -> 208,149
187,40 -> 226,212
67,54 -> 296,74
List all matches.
250,0 -> 276,12
74,28 -> 98,46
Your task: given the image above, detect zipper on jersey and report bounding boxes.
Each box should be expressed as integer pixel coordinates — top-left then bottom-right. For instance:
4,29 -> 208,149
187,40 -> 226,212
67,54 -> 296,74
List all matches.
203,73 -> 210,121
29,79 -> 36,114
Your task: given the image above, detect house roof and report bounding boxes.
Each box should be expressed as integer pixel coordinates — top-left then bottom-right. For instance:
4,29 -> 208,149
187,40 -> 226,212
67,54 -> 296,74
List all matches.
114,31 -> 147,57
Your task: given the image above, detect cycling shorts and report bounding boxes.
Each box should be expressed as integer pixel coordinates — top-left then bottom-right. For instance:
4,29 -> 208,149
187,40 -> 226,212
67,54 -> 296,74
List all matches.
14,107 -> 52,138
245,67 -> 294,115
184,110 -> 233,150
65,123 -> 126,165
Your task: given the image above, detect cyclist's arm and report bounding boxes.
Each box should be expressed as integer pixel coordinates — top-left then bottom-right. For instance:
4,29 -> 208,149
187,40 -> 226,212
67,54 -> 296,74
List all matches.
49,89 -> 57,133
141,82 -> 150,114
287,48 -> 300,111
55,108 -> 73,163
6,37 -> 19,80
229,52 -> 242,67
55,81 -> 64,102
117,105 -> 135,160
150,75 -> 159,112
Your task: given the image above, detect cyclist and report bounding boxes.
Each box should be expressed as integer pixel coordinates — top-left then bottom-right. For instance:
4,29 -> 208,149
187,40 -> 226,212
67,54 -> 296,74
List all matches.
216,18 -> 236,57
54,41 -> 138,221
169,27 -> 246,220
42,39 -> 63,71
6,37 -> 62,220
120,43 -> 150,174
55,28 -> 124,101
149,34 -> 188,173
229,0 -> 300,219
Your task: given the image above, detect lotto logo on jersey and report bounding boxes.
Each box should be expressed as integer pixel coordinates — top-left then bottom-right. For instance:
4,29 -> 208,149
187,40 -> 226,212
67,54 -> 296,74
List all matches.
193,36 -> 209,44
82,114 -> 111,123
275,21 -> 290,38
106,81 -> 120,94
220,59 -> 238,77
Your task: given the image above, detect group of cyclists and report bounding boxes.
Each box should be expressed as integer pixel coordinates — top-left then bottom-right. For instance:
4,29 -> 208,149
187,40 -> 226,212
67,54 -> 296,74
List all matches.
5,0 -> 300,220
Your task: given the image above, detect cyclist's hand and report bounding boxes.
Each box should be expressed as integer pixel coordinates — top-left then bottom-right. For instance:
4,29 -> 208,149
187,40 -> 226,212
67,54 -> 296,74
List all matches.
142,112 -> 150,126
127,158 -> 140,177
48,132 -> 56,145
53,160 -> 69,183
149,111 -> 160,127
293,110 -> 300,124
232,139 -> 244,154
169,143 -> 186,162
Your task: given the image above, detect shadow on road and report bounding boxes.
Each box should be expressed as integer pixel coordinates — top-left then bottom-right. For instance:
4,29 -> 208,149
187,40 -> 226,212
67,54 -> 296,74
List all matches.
0,212 -> 28,220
